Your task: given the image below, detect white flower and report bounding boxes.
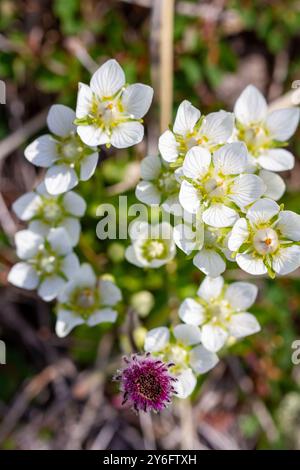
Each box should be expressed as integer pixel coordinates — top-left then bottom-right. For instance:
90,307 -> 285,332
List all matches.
55,263 -> 122,337
228,198 -> 300,277
234,84 -> 300,171
158,99 -> 234,164
12,182 -> 86,246
179,276 -> 260,352
173,217 -> 229,277
25,105 -> 99,195
135,155 -> 181,215
179,142 -> 265,227
125,221 -> 176,268
75,59 -> 153,148
8,227 -> 79,301
144,326 -> 219,398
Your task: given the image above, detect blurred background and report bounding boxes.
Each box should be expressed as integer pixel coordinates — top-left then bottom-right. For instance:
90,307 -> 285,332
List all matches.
1,0 -> 300,450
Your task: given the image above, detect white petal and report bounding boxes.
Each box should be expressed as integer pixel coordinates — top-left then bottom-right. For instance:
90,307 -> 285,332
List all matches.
144,327 -> 170,352
29,220 -> 49,237
8,262 -> 39,289
212,142 -> 248,174
174,368 -> 197,399
75,263 -> 96,286
140,155 -> 161,180
259,170 -> 286,200
47,227 -> 72,255
193,249 -> 226,277
229,174 -> 265,209
80,152 -> 99,181
197,276 -> 224,301
135,181 -> 161,205
77,124 -> 108,147
246,198 -> 279,226
24,135 -> 58,167
87,308 -> 117,326
110,121 -> 144,148
15,230 -> 43,259
228,313 -> 260,338
277,211 -> 300,241
47,104 -> 76,137
225,282 -> 258,310
60,253 -> 80,279
179,181 -> 200,214
189,344 -> 219,374
12,192 -> 42,220
173,100 -> 200,135
202,203 -> 238,228
38,275 -> 65,302
45,164 -> 78,195
182,146 -> 211,179
173,223 -> 198,255
178,298 -> 205,325
236,253 -> 267,275
200,111 -> 234,144
62,191 -> 87,217
125,246 -> 145,268
122,83 -> 153,119
173,324 -> 201,346
158,130 -> 178,163
55,309 -> 84,338
99,279 -> 122,306
266,108 -> 300,141
90,59 -> 125,97
76,83 -> 93,119
258,149 -> 295,172
201,324 -> 228,352
234,85 -> 267,125
272,245 -> 300,275
60,217 -> 81,246
228,218 -> 249,251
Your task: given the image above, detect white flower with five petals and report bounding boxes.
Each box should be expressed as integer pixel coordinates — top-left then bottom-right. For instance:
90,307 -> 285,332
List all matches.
75,59 -> 153,148
144,326 -> 219,398
125,221 -> 176,268
228,198 -> 300,277
135,155 -> 181,215
55,263 -> 122,337
12,182 -> 86,246
25,105 -> 98,195
179,276 -> 260,353
158,99 -> 234,165
179,142 -> 265,227
8,227 -> 79,301
234,84 -> 300,172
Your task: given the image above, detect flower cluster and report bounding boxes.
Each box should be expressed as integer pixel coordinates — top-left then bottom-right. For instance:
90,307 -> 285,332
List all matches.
8,57 -> 300,412
9,59 -> 153,336
134,85 -> 300,279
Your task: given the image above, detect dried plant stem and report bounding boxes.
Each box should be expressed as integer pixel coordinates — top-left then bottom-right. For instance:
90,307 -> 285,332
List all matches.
159,0 -> 174,133
139,411 -> 156,450
179,398 -> 195,450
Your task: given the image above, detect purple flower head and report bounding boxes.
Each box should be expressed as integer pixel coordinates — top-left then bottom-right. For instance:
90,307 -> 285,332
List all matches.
114,353 -> 177,413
